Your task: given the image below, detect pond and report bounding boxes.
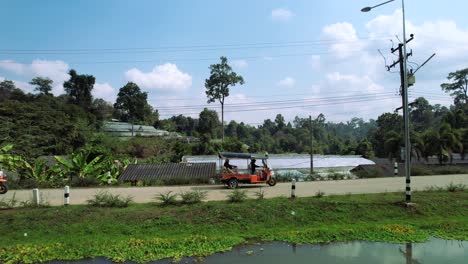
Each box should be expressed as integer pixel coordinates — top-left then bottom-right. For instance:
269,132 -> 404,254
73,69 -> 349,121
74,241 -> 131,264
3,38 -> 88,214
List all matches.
48,238 -> 466,264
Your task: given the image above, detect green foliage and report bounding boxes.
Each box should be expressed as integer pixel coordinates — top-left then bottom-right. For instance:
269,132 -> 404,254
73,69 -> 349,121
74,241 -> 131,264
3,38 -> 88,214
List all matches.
54,150 -> 104,180
2,192 -> 467,263
205,56 -> 245,140
445,182 -> 466,192
180,190 -> 207,205
114,82 -> 154,124
326,170 -> 346,180
155,191 -> 178,206
441,68 -> 468,105
63,69 -> 95,109
227,189 -> 248,203
0,192 -> 17,209
29,77 -> 53,95
87,191 -> 133,208
353,167 -> 384,178
314,190 -> 325,198
254,188 -> 265,200
411,165 -> 433,176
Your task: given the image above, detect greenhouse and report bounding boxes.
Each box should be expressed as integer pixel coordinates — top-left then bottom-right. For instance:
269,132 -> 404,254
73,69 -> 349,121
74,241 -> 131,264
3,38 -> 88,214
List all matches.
182,154 -> 375,178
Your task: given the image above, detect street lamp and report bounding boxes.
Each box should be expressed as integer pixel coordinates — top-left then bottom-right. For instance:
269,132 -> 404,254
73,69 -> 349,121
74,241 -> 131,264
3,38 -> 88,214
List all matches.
361,0 -> 412,205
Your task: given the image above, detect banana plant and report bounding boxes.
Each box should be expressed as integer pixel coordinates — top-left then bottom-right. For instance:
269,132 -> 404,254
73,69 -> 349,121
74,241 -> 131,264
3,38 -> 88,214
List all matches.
54,151 -> 104,180
0,144 -> 24,172
96,158 -> 131,184
22,159 -> 63,185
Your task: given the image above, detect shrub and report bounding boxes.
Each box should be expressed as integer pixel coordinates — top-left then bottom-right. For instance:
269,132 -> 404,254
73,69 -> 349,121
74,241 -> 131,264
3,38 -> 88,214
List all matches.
445,183 -> 466,192
314,190 -> 325,198
353,167 -> 384,178
0,192 -> 18,209
254,188 -> 265,200
227,189 -> 248,203
327,172 -> 345,181
180,190 -> 207,205
155,191 -> 178,206
411,165 -> 433,176
424,185 -> 444,192
433,166 -> 468,175
87,191 -> 133,208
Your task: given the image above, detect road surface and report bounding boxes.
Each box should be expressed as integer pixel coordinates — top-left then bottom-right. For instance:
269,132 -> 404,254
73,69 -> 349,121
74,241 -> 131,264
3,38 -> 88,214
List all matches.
2,174 -> 467,206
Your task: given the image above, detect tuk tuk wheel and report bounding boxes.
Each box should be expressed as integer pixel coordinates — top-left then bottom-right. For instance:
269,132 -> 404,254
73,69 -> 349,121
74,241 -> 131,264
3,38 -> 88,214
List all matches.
0,183 -> 8,194
227,179 -> 239,189
267,178 -> 277,187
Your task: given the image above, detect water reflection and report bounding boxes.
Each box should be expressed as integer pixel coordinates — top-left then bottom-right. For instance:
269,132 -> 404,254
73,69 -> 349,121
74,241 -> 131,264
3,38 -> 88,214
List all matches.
47,238 -> 466,264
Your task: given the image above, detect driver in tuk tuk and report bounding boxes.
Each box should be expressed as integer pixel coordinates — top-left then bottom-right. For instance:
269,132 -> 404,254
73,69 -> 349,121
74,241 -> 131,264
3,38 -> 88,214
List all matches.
224,158 -> 237,174
250,158 -> 261,175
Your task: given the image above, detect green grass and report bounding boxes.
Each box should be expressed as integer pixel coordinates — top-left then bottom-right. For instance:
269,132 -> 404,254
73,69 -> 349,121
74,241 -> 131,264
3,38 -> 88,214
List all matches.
0,191 -> 467,263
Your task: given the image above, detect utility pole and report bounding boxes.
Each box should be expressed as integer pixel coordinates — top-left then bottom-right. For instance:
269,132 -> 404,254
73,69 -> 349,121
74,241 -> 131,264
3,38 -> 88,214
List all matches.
388,34 -> 414,204
309,115 -> 314,175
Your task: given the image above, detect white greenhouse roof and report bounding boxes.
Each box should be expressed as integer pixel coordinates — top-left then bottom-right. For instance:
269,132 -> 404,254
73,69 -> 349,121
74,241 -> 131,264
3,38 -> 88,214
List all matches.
182,154 -> 375,169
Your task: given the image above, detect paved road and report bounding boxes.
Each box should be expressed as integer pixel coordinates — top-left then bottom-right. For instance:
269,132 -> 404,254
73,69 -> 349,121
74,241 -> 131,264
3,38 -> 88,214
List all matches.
2,174 -> 467,206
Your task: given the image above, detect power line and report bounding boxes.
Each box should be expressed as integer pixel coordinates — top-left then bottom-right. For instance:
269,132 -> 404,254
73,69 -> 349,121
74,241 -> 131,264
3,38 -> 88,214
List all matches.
156,92 -> 397,111
157,95 -> 399,116
0,37 -> 394,54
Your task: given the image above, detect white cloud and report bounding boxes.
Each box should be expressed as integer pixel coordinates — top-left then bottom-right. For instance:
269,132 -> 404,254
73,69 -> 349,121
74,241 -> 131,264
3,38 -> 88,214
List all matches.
0,59 -> 69,95
310,55 -> 321,71
93,83 -> 116,103
271,8 -> 294,22
231,59 -> 248,69
322,22 -> 366,59
0,76 -> 4,82
125,63 -> 192,92
278,77 -> 296,88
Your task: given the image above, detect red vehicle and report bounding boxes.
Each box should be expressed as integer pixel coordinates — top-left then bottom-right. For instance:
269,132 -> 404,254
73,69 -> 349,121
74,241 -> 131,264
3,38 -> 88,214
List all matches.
0,169 -> 8,194
219,152 -> 277,189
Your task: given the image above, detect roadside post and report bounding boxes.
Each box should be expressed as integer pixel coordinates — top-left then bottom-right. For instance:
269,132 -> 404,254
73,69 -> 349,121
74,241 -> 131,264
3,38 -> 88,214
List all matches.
394,162 -> 398,176
64,186 -> 70,206
291,178 -> 296,199
32,188 -> 40,206
107,171 -> 112,185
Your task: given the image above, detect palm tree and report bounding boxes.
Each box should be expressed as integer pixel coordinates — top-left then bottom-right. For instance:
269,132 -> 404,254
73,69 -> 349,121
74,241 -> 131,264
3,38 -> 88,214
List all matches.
384,131 -> 402,161
439,123 -> 463,164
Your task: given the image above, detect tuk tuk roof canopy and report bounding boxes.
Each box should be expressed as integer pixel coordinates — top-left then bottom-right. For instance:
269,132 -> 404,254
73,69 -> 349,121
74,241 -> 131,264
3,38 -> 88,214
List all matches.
218,152 -> 268,160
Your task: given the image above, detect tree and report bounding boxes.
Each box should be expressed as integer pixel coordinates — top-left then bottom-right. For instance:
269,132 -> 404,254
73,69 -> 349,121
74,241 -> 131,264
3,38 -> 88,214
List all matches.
114,82 -> 151,123
0,80 -> 24,102
441,68 -> 468,105
30,77 -> 53,95
63,69 -> 95,109
197,108 -> 220,139
205,56 -> 244,142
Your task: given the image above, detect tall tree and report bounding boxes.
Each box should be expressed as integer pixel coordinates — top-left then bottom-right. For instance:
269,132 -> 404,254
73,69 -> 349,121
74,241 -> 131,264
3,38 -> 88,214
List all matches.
441,68 -> 468,105
29,77 -> 53,95
114,82 -> 151,123
63,69 -> 95,109
205,56 -> 244,142
197,108 -> 220,139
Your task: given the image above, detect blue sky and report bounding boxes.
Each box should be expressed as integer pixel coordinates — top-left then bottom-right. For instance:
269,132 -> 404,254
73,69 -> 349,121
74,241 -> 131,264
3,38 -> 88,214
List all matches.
1,0 -> 467,124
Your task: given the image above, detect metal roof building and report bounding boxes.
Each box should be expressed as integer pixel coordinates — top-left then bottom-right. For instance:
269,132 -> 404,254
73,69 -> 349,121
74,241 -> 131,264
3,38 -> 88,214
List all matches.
104,121 -> 169,137
119,163 -> 216,183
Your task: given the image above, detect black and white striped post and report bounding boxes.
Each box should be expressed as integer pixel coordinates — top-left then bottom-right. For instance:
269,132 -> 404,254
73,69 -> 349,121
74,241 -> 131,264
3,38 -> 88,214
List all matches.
291,178 -> 296,199
406,177 -> 411,203
64,186 -> 70,206
394,162 -> 398,176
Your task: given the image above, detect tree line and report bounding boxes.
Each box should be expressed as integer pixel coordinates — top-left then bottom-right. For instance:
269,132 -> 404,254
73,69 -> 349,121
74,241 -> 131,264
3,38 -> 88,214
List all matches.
0,58 -> 467,165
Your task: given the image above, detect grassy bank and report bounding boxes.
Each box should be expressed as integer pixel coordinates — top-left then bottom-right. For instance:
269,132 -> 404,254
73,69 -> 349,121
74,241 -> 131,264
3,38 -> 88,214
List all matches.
0,191 -> 467,263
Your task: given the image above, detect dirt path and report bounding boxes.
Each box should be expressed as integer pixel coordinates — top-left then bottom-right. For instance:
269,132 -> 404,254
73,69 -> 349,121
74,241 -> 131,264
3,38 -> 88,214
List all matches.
2,174 -> 467,206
